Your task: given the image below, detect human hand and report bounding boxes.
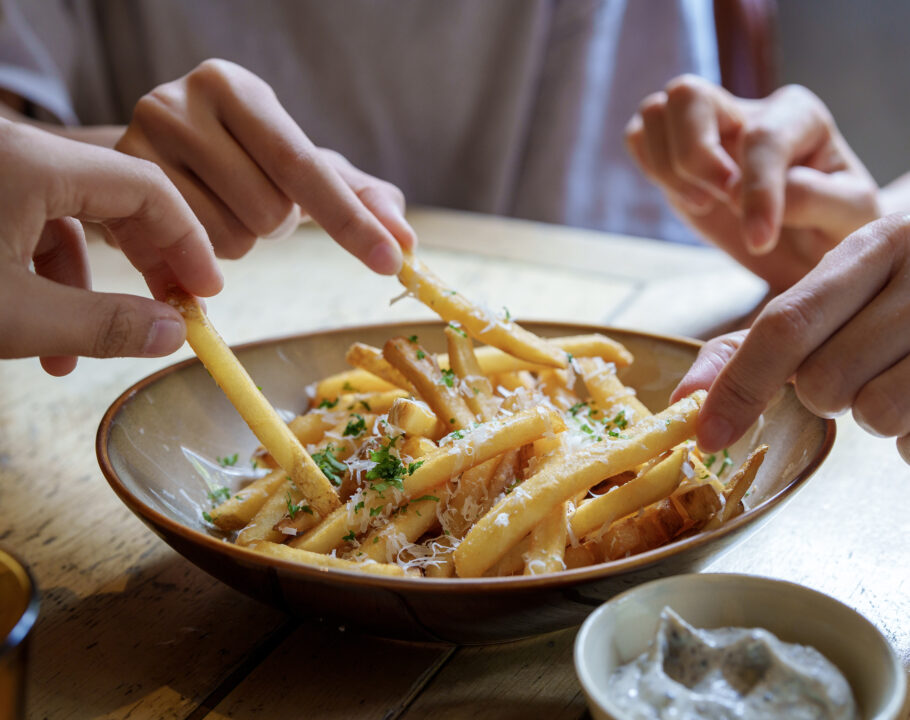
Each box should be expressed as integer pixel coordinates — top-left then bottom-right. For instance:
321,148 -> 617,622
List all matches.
673,214 -> 910,463
626,75 -> 880,292
116,59 -> 415,272
0,120 -> 222,376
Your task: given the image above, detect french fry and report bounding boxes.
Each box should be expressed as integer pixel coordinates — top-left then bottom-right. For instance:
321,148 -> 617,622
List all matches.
524,502 -> 568,575
398,254 -> 567,368
169,290 -> 340,517
387,398 -> 441,438
208,469 -> 287,531
595,482 -> 722,561
314,368 -> 397,403
453,391 -> 706,578
704,444 -> 768,529
577,357 -> 651,423
250,541 -> 406,577
383,336 -> 475,431
568,445 -> 687,540
345,343 -> 418,394
444,325 -> 499,421
236,478 -> 301,546
291,408 -> 559,554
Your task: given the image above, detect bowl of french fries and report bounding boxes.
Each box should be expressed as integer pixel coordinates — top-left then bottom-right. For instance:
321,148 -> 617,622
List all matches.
97,255 -> 835,643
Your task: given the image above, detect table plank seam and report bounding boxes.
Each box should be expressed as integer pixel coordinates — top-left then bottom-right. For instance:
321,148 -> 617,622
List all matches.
386,645 -> 457,719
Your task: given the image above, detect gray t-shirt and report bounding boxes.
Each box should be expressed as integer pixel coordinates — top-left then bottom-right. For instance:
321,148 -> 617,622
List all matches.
0,0 -> 718,243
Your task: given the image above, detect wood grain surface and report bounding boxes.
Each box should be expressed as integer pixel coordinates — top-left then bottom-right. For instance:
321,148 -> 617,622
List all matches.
1,208 -> 907,719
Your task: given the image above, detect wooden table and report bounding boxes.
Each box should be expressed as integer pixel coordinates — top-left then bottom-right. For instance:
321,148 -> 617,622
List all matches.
2,208 -> 908,719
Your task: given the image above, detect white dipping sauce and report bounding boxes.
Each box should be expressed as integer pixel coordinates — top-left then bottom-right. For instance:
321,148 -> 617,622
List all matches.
606,608 -> 858,720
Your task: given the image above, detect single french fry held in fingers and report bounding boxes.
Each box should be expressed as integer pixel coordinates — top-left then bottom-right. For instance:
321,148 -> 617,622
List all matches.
345,342 -> 418,394
453,391 -> 706,578
383,335 -> 475,431
398,254 -> 567,368
168,289 -> 340,517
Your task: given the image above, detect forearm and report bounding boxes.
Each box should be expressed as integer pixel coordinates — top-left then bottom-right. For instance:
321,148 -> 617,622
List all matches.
0,93 -> 123,148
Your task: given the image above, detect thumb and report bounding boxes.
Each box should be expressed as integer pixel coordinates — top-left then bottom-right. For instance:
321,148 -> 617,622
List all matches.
0,268 -> 186,361
671,331 -> 747,402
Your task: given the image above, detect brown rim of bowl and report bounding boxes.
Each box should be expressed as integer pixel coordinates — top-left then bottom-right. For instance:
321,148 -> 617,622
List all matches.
95,319 -> 836,595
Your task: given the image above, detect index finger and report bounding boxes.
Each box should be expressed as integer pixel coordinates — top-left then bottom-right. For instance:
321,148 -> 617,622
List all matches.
698,219 -> 899,451
210,68 -> 406,275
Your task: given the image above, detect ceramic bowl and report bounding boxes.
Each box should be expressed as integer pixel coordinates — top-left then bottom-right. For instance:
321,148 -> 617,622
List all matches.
574,573 -> 907,720
96,321 -> 835,643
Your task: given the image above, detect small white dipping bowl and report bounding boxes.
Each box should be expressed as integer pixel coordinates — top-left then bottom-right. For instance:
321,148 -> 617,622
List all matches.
574,573 -> 907,720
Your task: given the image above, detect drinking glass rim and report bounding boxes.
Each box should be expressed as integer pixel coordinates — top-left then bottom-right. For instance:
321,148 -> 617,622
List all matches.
0,547 -> 40,656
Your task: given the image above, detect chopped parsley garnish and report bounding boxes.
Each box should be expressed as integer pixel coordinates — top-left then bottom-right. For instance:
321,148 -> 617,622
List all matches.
568,401 -> 589,416
369,504 -> 385,517
407,460 -> 425,475
566,353 -> 574,363
217,453 -> 239,467
206,486 -> 231,505
612,410 -> 628,430
502,306 -> 511,322
359,400 -> 372,412
440,368 -> 456,387
704,454 -> 716,469
251,459 -> 259,469
450,430 -> 464,440
449,417 -> 455,424
285,492 -> 312,519
446,290 -> 457,296
416,350 -> 426,360
343,413 -> 367,437
318,397 -> 339,409
580,424 -> 595,435
202,511 -> 212,523
412,494 -> 440,503
717,449 -> 734,476
342,381 -> 356,392
407,334 -> 419,343
354,500 -> 365,513
312,445 -> 347,485
342,530 -> 356,542
364,438 -> 409,496
607,430 -> 620,438
505,479 -> 520,494
448,322 -> 467,337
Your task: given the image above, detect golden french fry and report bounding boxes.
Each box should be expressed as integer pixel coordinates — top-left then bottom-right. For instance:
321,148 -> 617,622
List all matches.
250,541 -> 406,576
388,398 -> 440,438
236,479 -> 300,546
436,333 -> 633,375
577,357 -> 651,424
399,254 -> 567,368
713,444 -> 768,526
345,343 -> 418,394
453,391 -> 706,578
169,290 -> 340,517
569,445 -> 687,540
208,469 -> 287,531
596,482 -> 721,561
444,325 -> 500,421
291,407 -> 559,554
314,368 -> 397,403
524,502 -> 568,575
383,336 -> 475,431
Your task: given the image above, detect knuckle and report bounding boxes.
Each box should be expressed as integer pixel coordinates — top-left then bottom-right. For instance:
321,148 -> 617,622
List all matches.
638,91 -> 668,118
665,73 -> 703,101
250,196 -> 294,238
758,292 -> 820,348
92,303 -> 136,357
793,356 -> 849,416
854,380 -> 908,437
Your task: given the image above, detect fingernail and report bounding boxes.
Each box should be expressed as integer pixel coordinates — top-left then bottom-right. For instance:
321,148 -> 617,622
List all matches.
263,205 -> 302,240
367,241 -> 403,275
744,216 -> 773,254
698,414 -> 734,452
143,318 -> 186,355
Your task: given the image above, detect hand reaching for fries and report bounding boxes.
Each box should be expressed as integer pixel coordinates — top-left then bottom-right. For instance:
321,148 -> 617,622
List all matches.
673,214 -> 910,464
625,75 -> 880,292
116,59 -> 415,271
182,251 -> 766,579
0,120 -> 222,376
